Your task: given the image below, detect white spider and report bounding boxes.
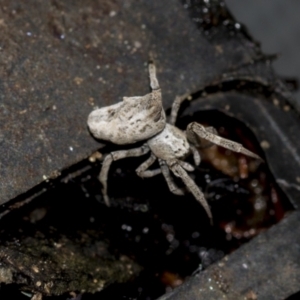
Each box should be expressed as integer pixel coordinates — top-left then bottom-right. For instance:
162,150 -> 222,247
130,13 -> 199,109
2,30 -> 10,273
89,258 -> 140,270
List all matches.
87,61 -> 261,223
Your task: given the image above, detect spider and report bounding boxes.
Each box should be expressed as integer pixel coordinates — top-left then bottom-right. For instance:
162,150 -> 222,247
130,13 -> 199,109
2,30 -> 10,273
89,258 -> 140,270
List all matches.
87,61 -> 261,223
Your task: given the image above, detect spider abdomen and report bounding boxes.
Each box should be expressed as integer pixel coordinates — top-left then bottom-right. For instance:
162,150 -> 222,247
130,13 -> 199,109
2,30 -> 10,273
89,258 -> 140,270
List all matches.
87,90 -> 166,145
147,123 -> 190,160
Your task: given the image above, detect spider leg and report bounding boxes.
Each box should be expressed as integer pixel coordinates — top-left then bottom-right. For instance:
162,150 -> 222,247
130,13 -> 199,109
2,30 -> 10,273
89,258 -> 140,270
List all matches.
186,126 -> 218,149
159,159 -> 185,196
198,126 -> 219,149
168,160 -> 213,224
99,144 -> 150,206
178,160 -> 195,172
136,154 -> 161,178
187,122 -> 262,161
169,93 -> 190,125
148,61 -> 160,90
190,145 -> 201,165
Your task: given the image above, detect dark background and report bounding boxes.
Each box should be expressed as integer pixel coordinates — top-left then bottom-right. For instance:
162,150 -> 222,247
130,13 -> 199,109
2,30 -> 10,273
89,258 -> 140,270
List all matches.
226,0 -> 300,109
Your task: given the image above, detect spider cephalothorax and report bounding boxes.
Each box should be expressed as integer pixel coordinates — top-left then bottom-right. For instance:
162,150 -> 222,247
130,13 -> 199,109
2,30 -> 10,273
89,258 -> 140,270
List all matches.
87,61 -> 261,223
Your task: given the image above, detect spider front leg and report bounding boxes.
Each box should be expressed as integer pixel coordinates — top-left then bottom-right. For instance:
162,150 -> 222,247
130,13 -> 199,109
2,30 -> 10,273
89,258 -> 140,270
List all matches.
159,160 -> 185,196
190,145 -> 201,165
99,145 -> 150,206
187,126 -> 218,149
136,154 -> 161,178
187,122 -> 262,160
168,160 -> 213,224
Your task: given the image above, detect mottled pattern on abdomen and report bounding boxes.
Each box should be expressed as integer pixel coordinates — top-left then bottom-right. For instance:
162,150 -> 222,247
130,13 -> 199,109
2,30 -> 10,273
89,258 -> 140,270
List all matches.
87,90 -> 166,144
